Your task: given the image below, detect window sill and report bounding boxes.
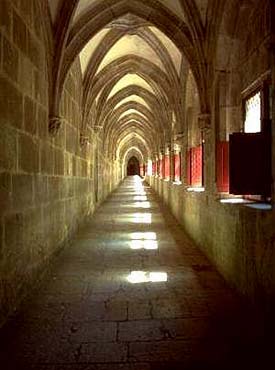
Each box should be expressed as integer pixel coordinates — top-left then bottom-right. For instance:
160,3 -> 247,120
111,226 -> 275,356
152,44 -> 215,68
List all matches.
186,187 -> 205,193
219,198 -> 252,204
244,203 -> 272,210
173,181 -> 182,185
218,197 -> 272,211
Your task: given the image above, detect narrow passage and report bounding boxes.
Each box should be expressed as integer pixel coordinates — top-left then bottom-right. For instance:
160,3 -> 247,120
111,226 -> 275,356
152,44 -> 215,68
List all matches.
0,177 -> 261,369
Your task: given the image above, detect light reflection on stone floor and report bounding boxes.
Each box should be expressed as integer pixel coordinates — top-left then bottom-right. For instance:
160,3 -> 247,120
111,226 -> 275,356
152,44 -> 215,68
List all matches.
0,176 -> 267,369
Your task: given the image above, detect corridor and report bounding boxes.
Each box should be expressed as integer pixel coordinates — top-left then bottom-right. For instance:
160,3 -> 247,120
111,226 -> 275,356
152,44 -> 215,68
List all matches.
0,177 -> 264,369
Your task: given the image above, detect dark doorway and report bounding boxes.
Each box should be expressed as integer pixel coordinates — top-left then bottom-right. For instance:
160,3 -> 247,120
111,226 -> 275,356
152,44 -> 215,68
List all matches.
127,156 -> 140,176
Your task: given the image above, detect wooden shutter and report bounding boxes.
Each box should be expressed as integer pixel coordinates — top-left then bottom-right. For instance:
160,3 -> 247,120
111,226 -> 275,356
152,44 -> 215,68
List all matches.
229,132 -> 271,195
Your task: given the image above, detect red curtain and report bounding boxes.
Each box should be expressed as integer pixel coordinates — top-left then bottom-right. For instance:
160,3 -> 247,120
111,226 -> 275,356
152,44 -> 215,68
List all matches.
187,146 -> 203,186
174,153 -> 181,182
159,158 -> 163,178
217,141 -> 229,192
164,155 -> 170,180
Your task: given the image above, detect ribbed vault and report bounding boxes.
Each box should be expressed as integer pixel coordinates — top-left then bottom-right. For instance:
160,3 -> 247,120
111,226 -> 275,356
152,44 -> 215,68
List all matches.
45,0 -> 221,167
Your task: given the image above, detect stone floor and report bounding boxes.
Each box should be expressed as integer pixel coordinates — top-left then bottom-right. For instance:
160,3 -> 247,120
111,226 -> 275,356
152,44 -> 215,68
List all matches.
0,176 -> 268,369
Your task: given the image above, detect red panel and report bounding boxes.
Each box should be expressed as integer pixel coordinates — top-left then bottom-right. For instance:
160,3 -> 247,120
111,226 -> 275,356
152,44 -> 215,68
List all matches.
217,141 -> 229,192
174,153 -> 181,182
164,155 -> 170,180
189,146 -> 202,186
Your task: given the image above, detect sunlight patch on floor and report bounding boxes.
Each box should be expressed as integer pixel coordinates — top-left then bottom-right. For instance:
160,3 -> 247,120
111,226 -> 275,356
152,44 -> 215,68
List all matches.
127,271 -> 168,284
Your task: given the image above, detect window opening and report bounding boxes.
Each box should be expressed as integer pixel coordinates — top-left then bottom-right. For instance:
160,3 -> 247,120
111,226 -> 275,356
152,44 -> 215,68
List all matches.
244,91 -> 261,133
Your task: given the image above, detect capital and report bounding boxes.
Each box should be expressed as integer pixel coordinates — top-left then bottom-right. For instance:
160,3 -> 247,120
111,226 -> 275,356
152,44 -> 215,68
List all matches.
80,134 -> 89,148
49,116 -> 62,136
198,113 -> 211,132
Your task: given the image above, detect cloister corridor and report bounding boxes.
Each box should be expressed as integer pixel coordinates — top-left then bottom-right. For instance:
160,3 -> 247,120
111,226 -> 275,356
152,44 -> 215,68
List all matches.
0,177 -> 268,369
1,1 -> 275,368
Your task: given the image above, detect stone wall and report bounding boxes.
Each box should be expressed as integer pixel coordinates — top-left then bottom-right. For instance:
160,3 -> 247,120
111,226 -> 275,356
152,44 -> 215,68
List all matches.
0,1 -> 121,327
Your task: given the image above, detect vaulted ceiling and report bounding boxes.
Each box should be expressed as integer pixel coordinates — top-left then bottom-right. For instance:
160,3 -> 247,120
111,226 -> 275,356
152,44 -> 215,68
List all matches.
46,0 -> 219,164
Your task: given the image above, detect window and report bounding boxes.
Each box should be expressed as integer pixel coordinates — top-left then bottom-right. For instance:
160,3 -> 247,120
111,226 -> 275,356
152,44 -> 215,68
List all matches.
244,91 -> 261,133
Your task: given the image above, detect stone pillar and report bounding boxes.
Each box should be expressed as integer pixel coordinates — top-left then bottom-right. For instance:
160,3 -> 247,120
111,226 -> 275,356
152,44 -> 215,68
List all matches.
174,132 -> 184,183
198,113 -> 213,192
159,149 -> 164,180
165,144 -> 171,181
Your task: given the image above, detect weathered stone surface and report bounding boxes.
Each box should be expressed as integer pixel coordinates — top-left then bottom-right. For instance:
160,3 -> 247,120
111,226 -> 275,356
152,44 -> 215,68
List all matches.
2,35 -> 18,82
12,174 -> 33,209
12,10 -> 27,55
18,55 -> 33,96
24,95 -> 37,135
0,0 -> 12,35
41,142 -> 54,175
0,172 -> 12,212
4,212 -> 24,258
18,133 -> 39,173
80,342 -> 128,363
54,148 -> 65,176
66,124 -> 77,153
0,76 -> 23,129
33,175 -> 47,205
27,31 -> 40,68
37,106 -> 48,139
0,125 -> 17,170
19,0 -> 33,27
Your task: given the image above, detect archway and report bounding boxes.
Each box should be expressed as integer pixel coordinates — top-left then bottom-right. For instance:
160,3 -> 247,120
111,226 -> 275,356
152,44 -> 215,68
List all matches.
127,156 -> 140,176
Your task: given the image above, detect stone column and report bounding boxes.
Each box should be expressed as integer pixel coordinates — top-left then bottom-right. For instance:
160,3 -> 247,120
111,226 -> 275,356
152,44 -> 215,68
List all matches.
174,133 -> 184,183
165,144 -> 171,181
198,113 -> 214,192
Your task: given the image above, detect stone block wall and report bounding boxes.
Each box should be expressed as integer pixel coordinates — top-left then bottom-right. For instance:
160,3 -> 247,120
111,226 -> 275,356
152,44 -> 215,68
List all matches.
0,1 -> 121,327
